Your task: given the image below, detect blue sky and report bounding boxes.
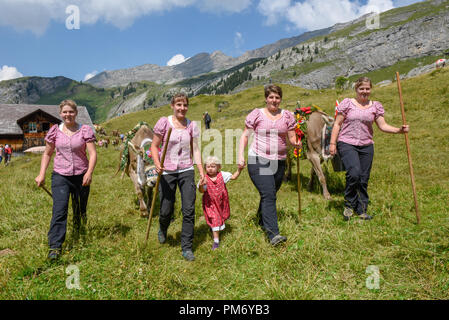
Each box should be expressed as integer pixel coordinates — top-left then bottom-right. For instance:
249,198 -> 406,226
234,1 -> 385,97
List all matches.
0,0 -> 422,82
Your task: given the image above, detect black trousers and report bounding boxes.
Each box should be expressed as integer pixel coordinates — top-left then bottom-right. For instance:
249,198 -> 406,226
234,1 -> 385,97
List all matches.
337,142 -> 374,214
48,172 -> 90,249
159,170 -> 196,252
248,155 -> 286,240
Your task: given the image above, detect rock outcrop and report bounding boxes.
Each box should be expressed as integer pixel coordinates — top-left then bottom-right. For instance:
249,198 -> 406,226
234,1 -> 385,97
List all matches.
242,0 -> 449,89
0,76 -> 72,104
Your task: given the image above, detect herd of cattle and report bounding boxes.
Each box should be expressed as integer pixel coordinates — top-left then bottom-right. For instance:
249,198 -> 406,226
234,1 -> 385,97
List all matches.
93,125 -> 122,148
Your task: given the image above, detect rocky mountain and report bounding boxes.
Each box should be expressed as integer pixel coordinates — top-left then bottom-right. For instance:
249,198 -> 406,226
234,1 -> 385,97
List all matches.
86,27 -> 334,88
2,0 -> 448,123
86,51 -> 237,88
196,0 -> 449,93
0,76 -> 72,104
87,0 -> 449,94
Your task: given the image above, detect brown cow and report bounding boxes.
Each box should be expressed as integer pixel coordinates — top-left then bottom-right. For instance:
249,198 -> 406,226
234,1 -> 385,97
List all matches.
117,124 -> 158,217
93,124 -> 107,136
286,110 -> 334,200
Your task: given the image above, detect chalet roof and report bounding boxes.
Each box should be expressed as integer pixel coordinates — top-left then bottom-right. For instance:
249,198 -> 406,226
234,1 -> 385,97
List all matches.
0,104 -> 94,135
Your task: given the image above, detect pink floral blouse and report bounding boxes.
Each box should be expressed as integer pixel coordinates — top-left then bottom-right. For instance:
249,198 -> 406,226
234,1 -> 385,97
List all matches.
153,116 -> 199,172
245,108 -> 296,160
336,98 -> 385,146
45,124 -> 96,176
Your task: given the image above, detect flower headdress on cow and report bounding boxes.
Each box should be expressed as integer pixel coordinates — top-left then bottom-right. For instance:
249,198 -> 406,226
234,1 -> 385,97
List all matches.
119,121 -> 161,173
293,102 -> 321,159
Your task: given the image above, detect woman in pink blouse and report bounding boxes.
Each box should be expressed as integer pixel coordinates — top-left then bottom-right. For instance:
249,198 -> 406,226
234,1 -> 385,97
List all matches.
238,85 -> 301,246
330,77 -> 409,221
35,100 -> 97,260
151,93 -> 205,261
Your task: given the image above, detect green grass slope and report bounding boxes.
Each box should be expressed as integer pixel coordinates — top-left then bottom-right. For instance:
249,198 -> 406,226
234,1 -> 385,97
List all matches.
36,80 -> 169,123
1,68 -> 448,299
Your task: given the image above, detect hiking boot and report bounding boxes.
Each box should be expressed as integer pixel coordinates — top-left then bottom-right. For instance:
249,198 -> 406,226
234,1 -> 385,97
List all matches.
158,229 -> 167,244
343,207 -> 354,221
270,235 -> 287,246
182,250 -> 195,261
47,248 -> 61,261
358,213 -> 373,220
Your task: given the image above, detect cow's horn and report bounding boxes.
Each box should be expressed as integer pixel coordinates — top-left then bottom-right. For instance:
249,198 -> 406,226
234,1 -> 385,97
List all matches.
127,141 -> 142,155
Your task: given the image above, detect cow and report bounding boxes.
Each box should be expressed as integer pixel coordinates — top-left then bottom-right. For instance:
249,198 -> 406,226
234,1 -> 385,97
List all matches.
117,124 -> 158,217
285,109 -> 335,200
93,124 -> 107,136
436,59 -> 446,69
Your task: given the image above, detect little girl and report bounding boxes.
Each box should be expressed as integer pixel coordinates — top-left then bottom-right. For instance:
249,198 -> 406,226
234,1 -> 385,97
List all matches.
198,156 -> 242,250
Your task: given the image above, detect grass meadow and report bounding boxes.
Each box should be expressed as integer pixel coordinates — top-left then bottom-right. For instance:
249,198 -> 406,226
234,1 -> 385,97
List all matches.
0,68 -> 448,300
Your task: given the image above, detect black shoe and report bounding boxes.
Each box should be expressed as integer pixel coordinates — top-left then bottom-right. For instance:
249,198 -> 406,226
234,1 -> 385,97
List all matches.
158,229 -> 167,244
270,235 -> 287,246
47,248 -> 61,261
358,213 -> 373,220
182,250 -> 195,261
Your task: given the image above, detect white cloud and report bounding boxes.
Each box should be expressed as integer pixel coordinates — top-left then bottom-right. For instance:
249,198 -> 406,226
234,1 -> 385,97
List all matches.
0,65 -> 23,81
234,32 -> 244,49
83,70 -> 98,81
257,0 -> 396,31
0,0 -> 252,35
258,0 -> 291,25
167,54 -> 189,66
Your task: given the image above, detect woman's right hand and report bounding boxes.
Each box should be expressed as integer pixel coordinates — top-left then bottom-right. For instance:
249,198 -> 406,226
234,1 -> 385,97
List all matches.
330,144 -> 337,156
155,163 -> 164,175
35,174 -> 45,187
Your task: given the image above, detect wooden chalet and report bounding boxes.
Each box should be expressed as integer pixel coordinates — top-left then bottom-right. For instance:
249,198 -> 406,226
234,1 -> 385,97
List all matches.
0,104 -> 94,151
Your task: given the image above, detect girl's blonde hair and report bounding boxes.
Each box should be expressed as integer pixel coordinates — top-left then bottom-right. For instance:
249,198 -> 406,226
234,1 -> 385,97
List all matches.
204,156 -> 221,170
59,99 -> 78,112
171,93 -> 189,105
354,77 -> 372,90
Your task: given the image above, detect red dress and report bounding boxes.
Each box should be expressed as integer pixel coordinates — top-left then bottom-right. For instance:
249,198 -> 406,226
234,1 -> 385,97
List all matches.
202,172 -> 230,230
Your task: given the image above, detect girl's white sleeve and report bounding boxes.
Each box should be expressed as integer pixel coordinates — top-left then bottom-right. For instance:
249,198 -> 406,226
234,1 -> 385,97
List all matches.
221,171 -> 233,184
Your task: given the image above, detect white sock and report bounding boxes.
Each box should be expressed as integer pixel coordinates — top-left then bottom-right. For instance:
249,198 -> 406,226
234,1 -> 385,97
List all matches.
214,238 -> 219,243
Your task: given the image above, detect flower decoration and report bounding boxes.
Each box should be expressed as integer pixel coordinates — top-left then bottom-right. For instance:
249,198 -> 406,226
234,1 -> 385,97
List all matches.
292,103 -> 322,159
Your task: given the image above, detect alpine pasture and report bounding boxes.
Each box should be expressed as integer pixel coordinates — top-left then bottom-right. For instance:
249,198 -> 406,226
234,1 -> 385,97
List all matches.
0,68 -> 448,299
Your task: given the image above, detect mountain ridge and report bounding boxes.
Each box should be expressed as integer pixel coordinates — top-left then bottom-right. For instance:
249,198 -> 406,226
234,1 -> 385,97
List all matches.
1,0 -> 448,123
86,26 -> 334,88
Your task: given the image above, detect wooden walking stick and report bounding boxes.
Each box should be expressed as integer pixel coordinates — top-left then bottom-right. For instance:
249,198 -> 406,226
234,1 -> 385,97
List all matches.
296,139 -> 301,217
396,72 -> 420,224
40,185 -> 53,198
144,127 -> 172,246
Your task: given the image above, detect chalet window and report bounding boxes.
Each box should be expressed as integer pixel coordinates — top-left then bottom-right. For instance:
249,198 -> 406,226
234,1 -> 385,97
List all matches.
29,122 -> 37,133
42,122 -> 50,131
